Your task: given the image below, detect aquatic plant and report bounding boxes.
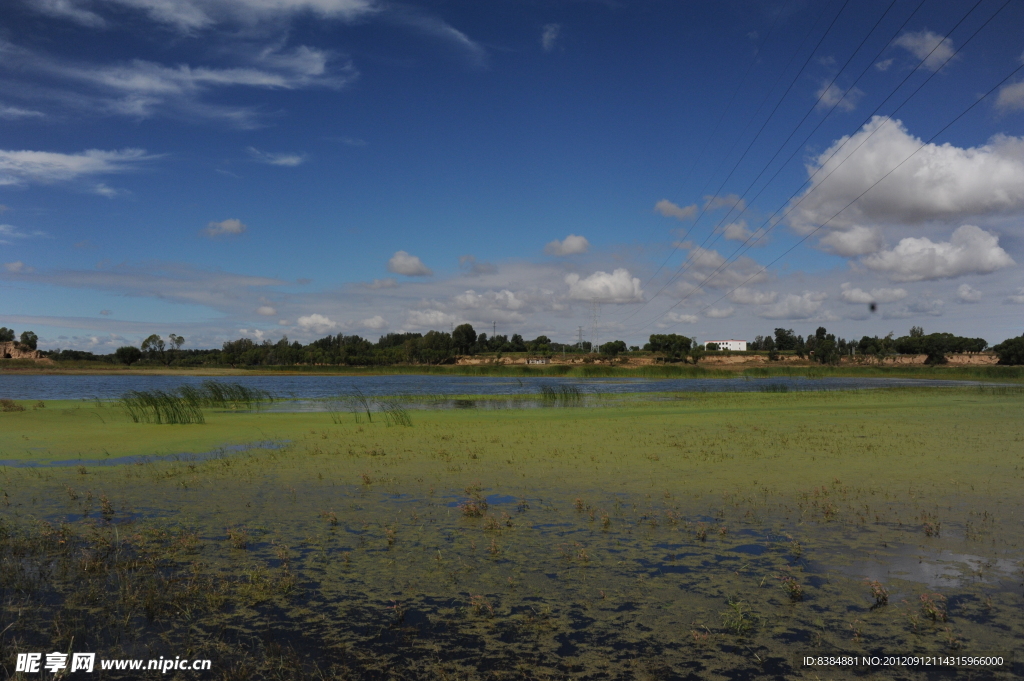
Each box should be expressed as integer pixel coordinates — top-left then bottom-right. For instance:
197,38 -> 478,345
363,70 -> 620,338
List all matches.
117,381 -> 272,424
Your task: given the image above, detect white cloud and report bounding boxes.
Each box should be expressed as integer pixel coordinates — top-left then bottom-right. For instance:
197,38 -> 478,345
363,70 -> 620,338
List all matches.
1005,287 -> 1024,304
40,0 -> 376,32
704,306 -> 735,319
893,30 -> 956,71
722,220 -> 753,241
679,245 -> 770,289
247,147 -> 306,166
817,226 -> 883,256
388,250 -> 432,276
542,24 -> 560,52
297,313 -> 338,333
0,40 -> 355,127
0,224 -> 46,244
204,218 -> 247,237
956,284 -> 982,303
839,283 -> 907,304
0,104 -> 45,119
454,289 -> 526,311
757,291 -> 827,319
565,268 -> 643,303
256,305 -> 277,315
406,309 -> 456,329
996,82 -> 1024,112
728,287 -> 777,305
545,234 -> 590,256
357,315 -> 388,330
862,225 -> 1014,282
816,81 -> 863,112
390,8 -> 487,70
4,261 -> 31,273
458,254 -> 497,275
874,58 -> 893,72
365,277 -> 398,289
654,199 -> 697,221
791,117 -> 1024,245
704,193 -> 746,212
664,312 -> 698,324
0,148 -> 153,187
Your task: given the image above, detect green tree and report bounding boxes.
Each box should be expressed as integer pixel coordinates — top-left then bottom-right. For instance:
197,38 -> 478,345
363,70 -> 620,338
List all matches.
0,327 -> 14,343
909,325 -> 924,338
815,338 -> 841,365
705,342 -> 720,351
774,328 -> 798,351
599,340 -> 627,356
115,346 -> 142,366
19,330 -> 38,350
141,334 -> 165,360
452,324 -> 477,354
992,335 -> 1024,365
648,334 -> 692,362
689,344 -> 705,365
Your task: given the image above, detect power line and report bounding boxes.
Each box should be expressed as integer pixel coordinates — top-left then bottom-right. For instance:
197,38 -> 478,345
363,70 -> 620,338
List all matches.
676,51 -> 1024,331
638,0 -> 1010,333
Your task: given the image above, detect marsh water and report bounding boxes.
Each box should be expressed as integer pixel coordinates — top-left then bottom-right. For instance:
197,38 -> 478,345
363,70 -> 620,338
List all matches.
0,373 -> 1001,401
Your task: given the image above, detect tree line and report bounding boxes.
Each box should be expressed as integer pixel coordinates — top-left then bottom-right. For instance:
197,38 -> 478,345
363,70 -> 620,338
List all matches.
5,323 -> 1022,366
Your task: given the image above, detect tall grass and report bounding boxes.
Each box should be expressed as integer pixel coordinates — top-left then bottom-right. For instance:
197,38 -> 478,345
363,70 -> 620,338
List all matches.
539,383 -> 584,406
118,381 -> 273,424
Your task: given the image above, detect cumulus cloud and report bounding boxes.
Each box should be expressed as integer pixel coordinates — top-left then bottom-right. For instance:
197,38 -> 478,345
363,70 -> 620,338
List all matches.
204,218 -> 247,238
541,24 -> 560,52
956,284 -> 982,303
791,118 -> 1024,238
247,147 -> 305,166
679,245 -> 770,290
545,234 -> 590,256
722,220 -> 754,242
996,82 -> 1024,112
728,287 -> 777,305
0,147 -> 154,187
565,269 -> 643,303
839,283 -> 908,304
388,251 -> 432,276
816,81 -> 863,112
365,277 -> 398,289
893,30 -> 956,71
758,292 -> 828,319
704,306 -> 735,318
862,225 -> 1014,282
458,254 -> 497,275
817,226 -> 883,256
357,315 -> 388,330
256,305 -> 277,315
654,199 -> 697,221
297,313 -> 338,333
406,309 -> 456,329
454,289 -> 526,311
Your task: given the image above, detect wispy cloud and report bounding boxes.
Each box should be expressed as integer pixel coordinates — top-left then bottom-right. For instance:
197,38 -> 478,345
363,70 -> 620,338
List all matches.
542,24 -> 560,52
0,224 -> 47,243
0,147 -> 154,188
654,199 -> 697,221
247,147 -> 306,166
893,30 -> 956,71
204,219 -> 247,238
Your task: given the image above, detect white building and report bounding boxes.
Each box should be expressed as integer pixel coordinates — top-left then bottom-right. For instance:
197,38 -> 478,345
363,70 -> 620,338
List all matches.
705,339 -> 747,351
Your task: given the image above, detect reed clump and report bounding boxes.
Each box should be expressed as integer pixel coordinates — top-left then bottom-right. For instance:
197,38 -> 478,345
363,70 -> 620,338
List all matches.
539,383 -> 583,406
118,381 -> 272,424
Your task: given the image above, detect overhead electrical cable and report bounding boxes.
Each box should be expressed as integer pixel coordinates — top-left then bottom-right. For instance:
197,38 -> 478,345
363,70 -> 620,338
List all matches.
644,2 -> 1018,333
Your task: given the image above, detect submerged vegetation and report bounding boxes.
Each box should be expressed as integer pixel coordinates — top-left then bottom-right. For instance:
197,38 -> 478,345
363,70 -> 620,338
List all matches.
1,388 -> 1022,678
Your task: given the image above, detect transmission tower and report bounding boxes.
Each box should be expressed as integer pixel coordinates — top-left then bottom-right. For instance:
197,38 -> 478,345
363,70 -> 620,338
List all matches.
590,300 -> 601,352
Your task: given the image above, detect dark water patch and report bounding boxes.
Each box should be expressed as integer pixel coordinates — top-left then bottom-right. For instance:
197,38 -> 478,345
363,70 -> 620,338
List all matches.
2,373 -> 1008,401
0,440 -> 288,468
730,544 -> 767,555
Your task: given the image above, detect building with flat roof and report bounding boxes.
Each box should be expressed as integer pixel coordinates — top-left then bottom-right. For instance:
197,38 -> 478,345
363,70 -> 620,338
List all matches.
705,339 -> 747,352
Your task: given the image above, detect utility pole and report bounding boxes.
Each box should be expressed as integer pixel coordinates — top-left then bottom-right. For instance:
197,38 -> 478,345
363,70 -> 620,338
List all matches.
493,321 -> 496,338
577,326 -> 584,351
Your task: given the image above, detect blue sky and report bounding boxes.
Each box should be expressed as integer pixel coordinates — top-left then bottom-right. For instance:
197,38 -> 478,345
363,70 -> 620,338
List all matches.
1,0 -> 1023,351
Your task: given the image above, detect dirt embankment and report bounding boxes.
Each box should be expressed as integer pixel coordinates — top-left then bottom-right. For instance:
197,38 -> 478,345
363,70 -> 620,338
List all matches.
455,352 -> 999,368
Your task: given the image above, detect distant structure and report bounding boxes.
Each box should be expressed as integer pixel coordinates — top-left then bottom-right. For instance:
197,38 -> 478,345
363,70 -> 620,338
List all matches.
0,342 -> 44,360
705,339 -> 747,352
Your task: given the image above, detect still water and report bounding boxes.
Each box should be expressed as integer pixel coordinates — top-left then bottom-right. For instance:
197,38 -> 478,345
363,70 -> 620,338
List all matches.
0,373 -> 998,400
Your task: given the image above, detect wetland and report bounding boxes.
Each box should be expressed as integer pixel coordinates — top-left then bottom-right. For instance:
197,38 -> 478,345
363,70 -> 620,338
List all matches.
1,382 -> 1022,679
